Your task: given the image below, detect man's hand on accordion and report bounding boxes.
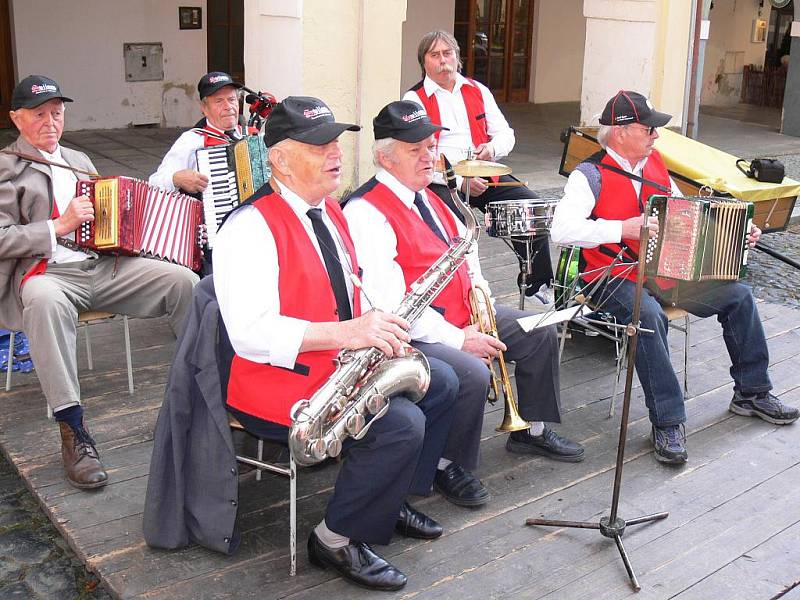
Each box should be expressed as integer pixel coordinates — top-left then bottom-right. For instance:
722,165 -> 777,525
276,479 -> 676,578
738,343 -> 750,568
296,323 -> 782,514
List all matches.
747,224 -> 762,249
172,169 -> 209,194
621,214 -> 659,241
53,195 -> 94,236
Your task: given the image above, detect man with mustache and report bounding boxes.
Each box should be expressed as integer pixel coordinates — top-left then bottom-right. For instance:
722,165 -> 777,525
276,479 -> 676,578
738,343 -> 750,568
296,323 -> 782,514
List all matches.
212,96 -> 460,590
403,29 -> 555,308
551,90 -> 798,465
0,75 -> 198,490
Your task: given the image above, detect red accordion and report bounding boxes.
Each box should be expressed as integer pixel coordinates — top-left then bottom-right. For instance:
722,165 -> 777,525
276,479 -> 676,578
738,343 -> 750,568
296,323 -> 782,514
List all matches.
74,176 -> 203,272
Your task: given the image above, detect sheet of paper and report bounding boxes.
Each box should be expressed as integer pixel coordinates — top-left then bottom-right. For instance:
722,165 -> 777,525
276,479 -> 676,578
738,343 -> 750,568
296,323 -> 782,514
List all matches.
517,304 -> 590,332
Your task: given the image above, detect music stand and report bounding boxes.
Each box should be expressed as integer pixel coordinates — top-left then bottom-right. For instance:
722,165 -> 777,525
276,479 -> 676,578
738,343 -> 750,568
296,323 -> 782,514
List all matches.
524,220 -> 669,592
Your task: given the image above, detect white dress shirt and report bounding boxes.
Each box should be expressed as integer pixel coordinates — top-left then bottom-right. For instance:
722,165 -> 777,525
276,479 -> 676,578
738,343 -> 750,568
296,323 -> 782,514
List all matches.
213,180 -> 355,367
344,168 -> 489,349
148,123 -> 241,191
402,74 -> 515,187
41,145 -> 86,264
550,147 -> 682,248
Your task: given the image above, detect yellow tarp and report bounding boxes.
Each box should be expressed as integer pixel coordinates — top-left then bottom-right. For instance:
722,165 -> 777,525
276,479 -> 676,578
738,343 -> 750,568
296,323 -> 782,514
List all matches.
654,128 -> 800,202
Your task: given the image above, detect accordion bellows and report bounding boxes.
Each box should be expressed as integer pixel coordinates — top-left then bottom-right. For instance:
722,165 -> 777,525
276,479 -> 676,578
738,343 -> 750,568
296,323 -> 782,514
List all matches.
644,195 -> 754,282
75,177 -> 203,272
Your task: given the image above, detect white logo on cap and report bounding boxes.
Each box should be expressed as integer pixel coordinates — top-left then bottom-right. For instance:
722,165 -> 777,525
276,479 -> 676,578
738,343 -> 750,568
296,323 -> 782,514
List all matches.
303,106 -> 333,120
645,99 -> 654,110
401,109 -> 426,123
208,75 -> 230,84
615,114 -> 635,123
31,84 -> 57,95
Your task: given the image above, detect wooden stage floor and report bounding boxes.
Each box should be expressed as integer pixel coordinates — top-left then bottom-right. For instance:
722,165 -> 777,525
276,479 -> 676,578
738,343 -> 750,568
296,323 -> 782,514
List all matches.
1,234 -> 800,599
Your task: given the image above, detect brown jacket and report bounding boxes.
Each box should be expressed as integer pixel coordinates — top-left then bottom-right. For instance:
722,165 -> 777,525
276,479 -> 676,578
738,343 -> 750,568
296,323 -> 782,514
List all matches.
0,136 -> 96,330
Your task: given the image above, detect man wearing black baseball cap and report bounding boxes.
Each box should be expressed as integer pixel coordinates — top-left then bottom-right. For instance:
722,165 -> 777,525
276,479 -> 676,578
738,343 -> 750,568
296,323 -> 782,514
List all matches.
0,75 -> 198,491
552,90 -> 796,465
150,71 -> 248,198
345,100 -> 584,502
211,96 -> 459,591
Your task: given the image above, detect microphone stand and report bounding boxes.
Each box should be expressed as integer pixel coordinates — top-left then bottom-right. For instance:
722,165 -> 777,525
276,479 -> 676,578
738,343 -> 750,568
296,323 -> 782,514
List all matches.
524,215 -> 669,592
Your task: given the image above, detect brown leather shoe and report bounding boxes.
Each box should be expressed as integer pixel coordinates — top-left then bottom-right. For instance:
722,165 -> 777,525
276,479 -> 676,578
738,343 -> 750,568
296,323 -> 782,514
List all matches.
58,421 -> 108,489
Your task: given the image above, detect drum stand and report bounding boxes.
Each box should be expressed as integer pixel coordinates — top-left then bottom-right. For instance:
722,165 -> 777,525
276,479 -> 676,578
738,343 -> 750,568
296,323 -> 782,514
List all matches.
524,223 -> 669,592
509,235 -> 544,310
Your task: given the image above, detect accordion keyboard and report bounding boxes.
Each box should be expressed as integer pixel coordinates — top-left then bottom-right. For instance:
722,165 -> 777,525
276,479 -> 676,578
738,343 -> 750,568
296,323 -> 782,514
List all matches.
197,146 -> 238,249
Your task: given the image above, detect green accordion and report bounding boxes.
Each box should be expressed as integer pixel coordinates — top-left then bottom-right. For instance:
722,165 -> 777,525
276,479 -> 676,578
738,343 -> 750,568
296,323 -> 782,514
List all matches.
644,195 -> 754,282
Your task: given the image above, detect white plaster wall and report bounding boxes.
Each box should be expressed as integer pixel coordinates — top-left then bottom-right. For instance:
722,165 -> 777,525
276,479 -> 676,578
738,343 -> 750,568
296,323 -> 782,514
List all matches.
244,0 -> 303,101
11,0 -> 207,130
580,0 -> 658,124
401,0 -> 455,94
650,0 -> 691,126
531,0 -> 585,103
701,0 -> 770,106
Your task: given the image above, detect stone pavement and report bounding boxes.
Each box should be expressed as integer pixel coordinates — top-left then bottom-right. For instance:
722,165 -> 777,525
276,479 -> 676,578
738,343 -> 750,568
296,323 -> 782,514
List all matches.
0,103 -> 799,598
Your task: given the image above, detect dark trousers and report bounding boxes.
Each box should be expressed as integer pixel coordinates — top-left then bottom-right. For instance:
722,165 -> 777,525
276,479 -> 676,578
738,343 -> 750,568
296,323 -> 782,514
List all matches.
429,177 -> 554,289
228,356 -> 457,545
413,305 -> 562,470
596,279 -> 771,427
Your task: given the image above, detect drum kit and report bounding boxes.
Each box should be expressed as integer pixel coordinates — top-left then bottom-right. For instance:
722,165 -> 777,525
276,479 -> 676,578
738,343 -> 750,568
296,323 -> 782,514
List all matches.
449,155 -> 559,310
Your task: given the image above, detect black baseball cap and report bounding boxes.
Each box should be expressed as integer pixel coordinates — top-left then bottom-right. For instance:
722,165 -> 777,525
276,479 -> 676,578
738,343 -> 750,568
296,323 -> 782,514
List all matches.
599,90 -> 672,127
373,100 -> 447,143
264,96 -> 360,147
198,71 -> 242,100
11,75 -> 73,110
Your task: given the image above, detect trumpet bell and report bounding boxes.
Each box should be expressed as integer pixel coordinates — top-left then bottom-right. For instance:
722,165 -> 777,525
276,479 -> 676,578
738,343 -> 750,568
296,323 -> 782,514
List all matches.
495,407 -> 530,432
453,159 -> 512,178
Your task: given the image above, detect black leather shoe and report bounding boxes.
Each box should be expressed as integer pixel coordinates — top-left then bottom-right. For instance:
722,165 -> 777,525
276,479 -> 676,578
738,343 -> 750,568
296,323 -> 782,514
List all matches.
395,502 -> 443,539
506,427 -> 585,462
434,463 -> 490,507
307,532 -> 407,591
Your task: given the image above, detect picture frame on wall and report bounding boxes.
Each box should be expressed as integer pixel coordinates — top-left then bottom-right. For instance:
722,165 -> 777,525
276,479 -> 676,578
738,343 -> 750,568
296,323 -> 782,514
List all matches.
179,6 -> 202,30
752,19 -> 767,43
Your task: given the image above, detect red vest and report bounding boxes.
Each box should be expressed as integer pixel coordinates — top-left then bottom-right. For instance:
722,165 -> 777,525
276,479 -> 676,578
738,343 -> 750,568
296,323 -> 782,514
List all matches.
360,179 -> 472,328
226,190 -> 362,426
411,78 -> 489,146
582,150 -> 671,284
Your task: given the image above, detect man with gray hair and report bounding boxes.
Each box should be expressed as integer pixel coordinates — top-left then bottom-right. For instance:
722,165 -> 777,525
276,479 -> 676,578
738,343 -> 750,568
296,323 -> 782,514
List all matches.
403,29 -> 555,306
551,90 -> 797,465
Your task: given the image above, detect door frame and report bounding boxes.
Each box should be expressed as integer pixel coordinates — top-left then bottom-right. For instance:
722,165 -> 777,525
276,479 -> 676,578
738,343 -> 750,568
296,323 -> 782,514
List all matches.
0,0 -> 15,128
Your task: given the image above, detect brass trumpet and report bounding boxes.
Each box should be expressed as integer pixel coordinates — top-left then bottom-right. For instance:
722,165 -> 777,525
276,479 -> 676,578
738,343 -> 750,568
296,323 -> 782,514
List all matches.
468,286 -> 529,432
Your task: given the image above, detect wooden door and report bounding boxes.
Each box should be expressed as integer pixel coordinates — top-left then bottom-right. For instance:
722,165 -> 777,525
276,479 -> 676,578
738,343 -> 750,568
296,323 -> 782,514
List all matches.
207,0 -> 244,83
455,0 -> 534,102
0,0 -> 14,127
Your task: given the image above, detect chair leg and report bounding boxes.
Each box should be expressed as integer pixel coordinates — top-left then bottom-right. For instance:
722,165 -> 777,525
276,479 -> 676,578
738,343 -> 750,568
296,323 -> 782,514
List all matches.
256,438 -> 264,482
289,451 -> 297,577
683,315 -> 690,398
84,323 -> 94,370
5,331 -> 14,392
609,333 -> 628,418
123,316 -> 134,394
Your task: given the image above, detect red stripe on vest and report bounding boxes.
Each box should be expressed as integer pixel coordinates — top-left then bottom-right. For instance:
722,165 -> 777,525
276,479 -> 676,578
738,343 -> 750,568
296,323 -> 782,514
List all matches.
226,192 -> 362,426
360,180 -> 472,328
20,199 -> 61,289
414,79 -> 489,146
581,150 -> 672,286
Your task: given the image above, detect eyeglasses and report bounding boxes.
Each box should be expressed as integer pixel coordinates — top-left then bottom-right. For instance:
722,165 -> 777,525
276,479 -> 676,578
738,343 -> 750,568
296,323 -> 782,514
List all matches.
628,124 -> 657,136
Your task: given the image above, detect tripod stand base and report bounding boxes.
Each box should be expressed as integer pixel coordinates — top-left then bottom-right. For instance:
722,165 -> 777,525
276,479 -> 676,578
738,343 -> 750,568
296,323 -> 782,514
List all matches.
525,511 -> 668,592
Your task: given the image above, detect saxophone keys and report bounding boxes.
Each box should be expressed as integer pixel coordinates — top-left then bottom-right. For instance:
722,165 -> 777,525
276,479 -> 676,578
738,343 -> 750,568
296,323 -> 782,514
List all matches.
310,438 -> 329,461
366,393 -> 387,415
345,413 -> 366,436
326,438 -> 343,458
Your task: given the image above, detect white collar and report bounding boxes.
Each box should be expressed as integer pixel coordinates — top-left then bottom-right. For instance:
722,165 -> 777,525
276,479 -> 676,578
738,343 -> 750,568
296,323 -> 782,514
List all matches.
375,168 -> 420,209
422,72 -> 472,98
37,145 -> 65,162
605,146 -> 648,174
272,177 -> 327,219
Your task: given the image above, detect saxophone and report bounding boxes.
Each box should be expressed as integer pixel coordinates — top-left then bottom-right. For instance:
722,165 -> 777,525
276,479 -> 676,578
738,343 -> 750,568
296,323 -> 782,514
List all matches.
288,156 -> 479,466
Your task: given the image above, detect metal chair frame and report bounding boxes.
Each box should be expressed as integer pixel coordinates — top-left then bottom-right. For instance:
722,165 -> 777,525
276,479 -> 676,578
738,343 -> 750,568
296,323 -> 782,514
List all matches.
228,415 -> 297,577
5,312 -> 134,403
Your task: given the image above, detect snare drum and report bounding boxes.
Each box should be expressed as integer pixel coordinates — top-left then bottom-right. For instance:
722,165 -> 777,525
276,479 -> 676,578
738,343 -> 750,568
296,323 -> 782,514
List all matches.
485,198 -> 558,238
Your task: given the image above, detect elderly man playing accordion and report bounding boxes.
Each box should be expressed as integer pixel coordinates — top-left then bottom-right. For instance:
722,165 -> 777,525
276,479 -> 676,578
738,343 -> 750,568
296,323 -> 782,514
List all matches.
0,75 -> 198,490
551,90 -> 798,465
344,101 -> 585,509
213,96 -> 460,592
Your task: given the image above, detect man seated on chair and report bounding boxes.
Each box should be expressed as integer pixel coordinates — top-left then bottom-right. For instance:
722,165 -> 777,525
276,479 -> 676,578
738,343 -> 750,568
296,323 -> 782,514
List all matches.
213,96 -> 459,592
550,90 -> 798,465
0,75 -> 198,490
402,29 -> 555,307
343,101 -> 585,509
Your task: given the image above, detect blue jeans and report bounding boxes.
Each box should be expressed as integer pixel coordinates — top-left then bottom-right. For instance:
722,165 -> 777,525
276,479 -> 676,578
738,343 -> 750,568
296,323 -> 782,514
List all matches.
596,279 -> 771,427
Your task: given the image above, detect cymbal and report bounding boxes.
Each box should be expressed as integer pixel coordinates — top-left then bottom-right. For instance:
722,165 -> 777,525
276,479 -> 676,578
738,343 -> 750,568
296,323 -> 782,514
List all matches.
452,159 -> 512,177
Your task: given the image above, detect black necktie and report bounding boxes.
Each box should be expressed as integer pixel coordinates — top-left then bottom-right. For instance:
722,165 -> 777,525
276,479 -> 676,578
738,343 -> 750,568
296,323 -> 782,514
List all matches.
307,208 -> 352,321
224,129 -> 241,141
413,192 -> 448,245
